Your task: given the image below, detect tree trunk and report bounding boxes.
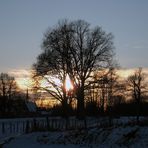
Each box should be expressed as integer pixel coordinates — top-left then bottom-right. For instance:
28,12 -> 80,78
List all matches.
61,99 -> 69,118
76,86 -> 85,119
136,99 -> 141,125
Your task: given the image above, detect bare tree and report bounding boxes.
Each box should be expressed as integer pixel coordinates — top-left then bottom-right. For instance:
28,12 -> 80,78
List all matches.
67,20 -> 114,118
127,68 -> 147,124
33,20 -> 74,117
0,73 -> 17,98
90,68 -> 123,113
0,73 -> 18,115
33,19 -> 114,118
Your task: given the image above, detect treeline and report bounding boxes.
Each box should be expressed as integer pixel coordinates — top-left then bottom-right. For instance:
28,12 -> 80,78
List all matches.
54,68 -> 148,120
50,100 -> 148,117
85,67 -> 148,119
0,73 -> 33,118
41,67 -> 148,123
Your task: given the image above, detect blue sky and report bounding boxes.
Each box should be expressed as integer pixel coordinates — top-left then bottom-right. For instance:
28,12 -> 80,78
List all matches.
0,0 -> 148,72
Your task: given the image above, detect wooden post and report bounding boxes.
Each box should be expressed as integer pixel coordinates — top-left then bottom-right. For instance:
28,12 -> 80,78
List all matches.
2,122 -> 5,134
23,121 -> 25,132
10,122 -> 12,133
25,120 -> 30,133
84,118 -> 87,129
17,122 -> 19,132
33,119 -> 37,131
46,117 -> 49,130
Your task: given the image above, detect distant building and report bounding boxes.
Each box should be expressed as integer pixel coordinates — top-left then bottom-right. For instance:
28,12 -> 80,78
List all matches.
25,101 -> 37,112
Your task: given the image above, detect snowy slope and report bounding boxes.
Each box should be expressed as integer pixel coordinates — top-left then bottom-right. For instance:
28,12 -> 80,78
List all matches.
3,126 -> 148,148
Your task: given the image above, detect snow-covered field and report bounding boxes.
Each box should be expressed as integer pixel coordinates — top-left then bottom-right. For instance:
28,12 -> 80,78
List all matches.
0,117 -> 48,140
2,126 -> 148,148
0,117 -> 100,140
1,116 -> 148,148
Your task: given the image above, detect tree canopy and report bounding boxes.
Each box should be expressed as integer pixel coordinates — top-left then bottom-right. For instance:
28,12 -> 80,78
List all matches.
33,19 -> 115,118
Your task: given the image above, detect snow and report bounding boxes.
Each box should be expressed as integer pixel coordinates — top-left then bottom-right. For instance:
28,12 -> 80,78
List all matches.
0,117 -> 84,143
2,126 -> 148,148
0,116 -> 100,140
1,116 -> 148,147
0,117 -> 47,140
2,132 -> 86,148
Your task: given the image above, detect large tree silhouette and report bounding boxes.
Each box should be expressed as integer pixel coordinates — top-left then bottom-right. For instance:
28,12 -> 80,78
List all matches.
33,19 -> 114,118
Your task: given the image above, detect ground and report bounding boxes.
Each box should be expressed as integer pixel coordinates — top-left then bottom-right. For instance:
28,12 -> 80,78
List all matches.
2,125 -> 148,148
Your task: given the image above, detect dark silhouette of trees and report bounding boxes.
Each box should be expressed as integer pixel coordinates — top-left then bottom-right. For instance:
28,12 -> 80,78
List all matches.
105,68 -> 125,109
0,73 -> 18,116
88,68 -> 124,114
68,20 -> 114,118
33,20 -> 75,118
33,19 -> 114,118
0,73 -> 38,117
127,68 -> 147,124
0,73 -> 17,98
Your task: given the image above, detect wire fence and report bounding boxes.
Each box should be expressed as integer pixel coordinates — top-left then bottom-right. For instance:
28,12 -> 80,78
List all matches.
1,116 -> 147,141
0,117 -> 102,140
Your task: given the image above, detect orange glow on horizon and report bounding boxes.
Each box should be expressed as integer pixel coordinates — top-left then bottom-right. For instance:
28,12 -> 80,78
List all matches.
12,68 -> 148,91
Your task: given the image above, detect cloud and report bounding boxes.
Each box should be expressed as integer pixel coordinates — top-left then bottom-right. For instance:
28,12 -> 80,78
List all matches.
117,69 -> 134,78
8,69 -> 31,78
8,68 -> 148,90
8,69 -> 32,90
117,68 -> 148,82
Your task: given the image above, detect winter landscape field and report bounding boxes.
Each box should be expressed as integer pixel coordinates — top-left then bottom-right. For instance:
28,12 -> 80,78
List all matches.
1,0 -> 148,148
1,117 -> 148,148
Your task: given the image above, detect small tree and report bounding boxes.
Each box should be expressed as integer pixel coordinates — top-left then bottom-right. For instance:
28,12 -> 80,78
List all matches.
91,68 -> 123,114
0,73 -> 17,98
0,73 -> 18,115
127,68 -> 147,124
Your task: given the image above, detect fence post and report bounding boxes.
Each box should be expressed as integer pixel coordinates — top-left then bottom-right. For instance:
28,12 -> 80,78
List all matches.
65,118 -> 69,130
51,119 -> 54,129
25,120 -> 30,133
23,121 -> 25,132
17,122 -> 19,132
46,117 -> 50,130
33,119 -> 37,131
2,122 -> 5,134
9,122 -> 12,133
84,118 -> 87,129
13,123 -> 15,133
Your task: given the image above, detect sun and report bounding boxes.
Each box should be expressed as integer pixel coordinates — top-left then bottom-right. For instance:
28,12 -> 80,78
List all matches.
65,74 -> 73,91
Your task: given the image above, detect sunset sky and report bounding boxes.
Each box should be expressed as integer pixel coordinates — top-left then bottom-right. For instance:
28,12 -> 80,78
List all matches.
0,0 -> 148,88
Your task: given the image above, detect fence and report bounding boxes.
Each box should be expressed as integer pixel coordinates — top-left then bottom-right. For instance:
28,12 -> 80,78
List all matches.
1,116 -> 143,141
0,117 -> 102,140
